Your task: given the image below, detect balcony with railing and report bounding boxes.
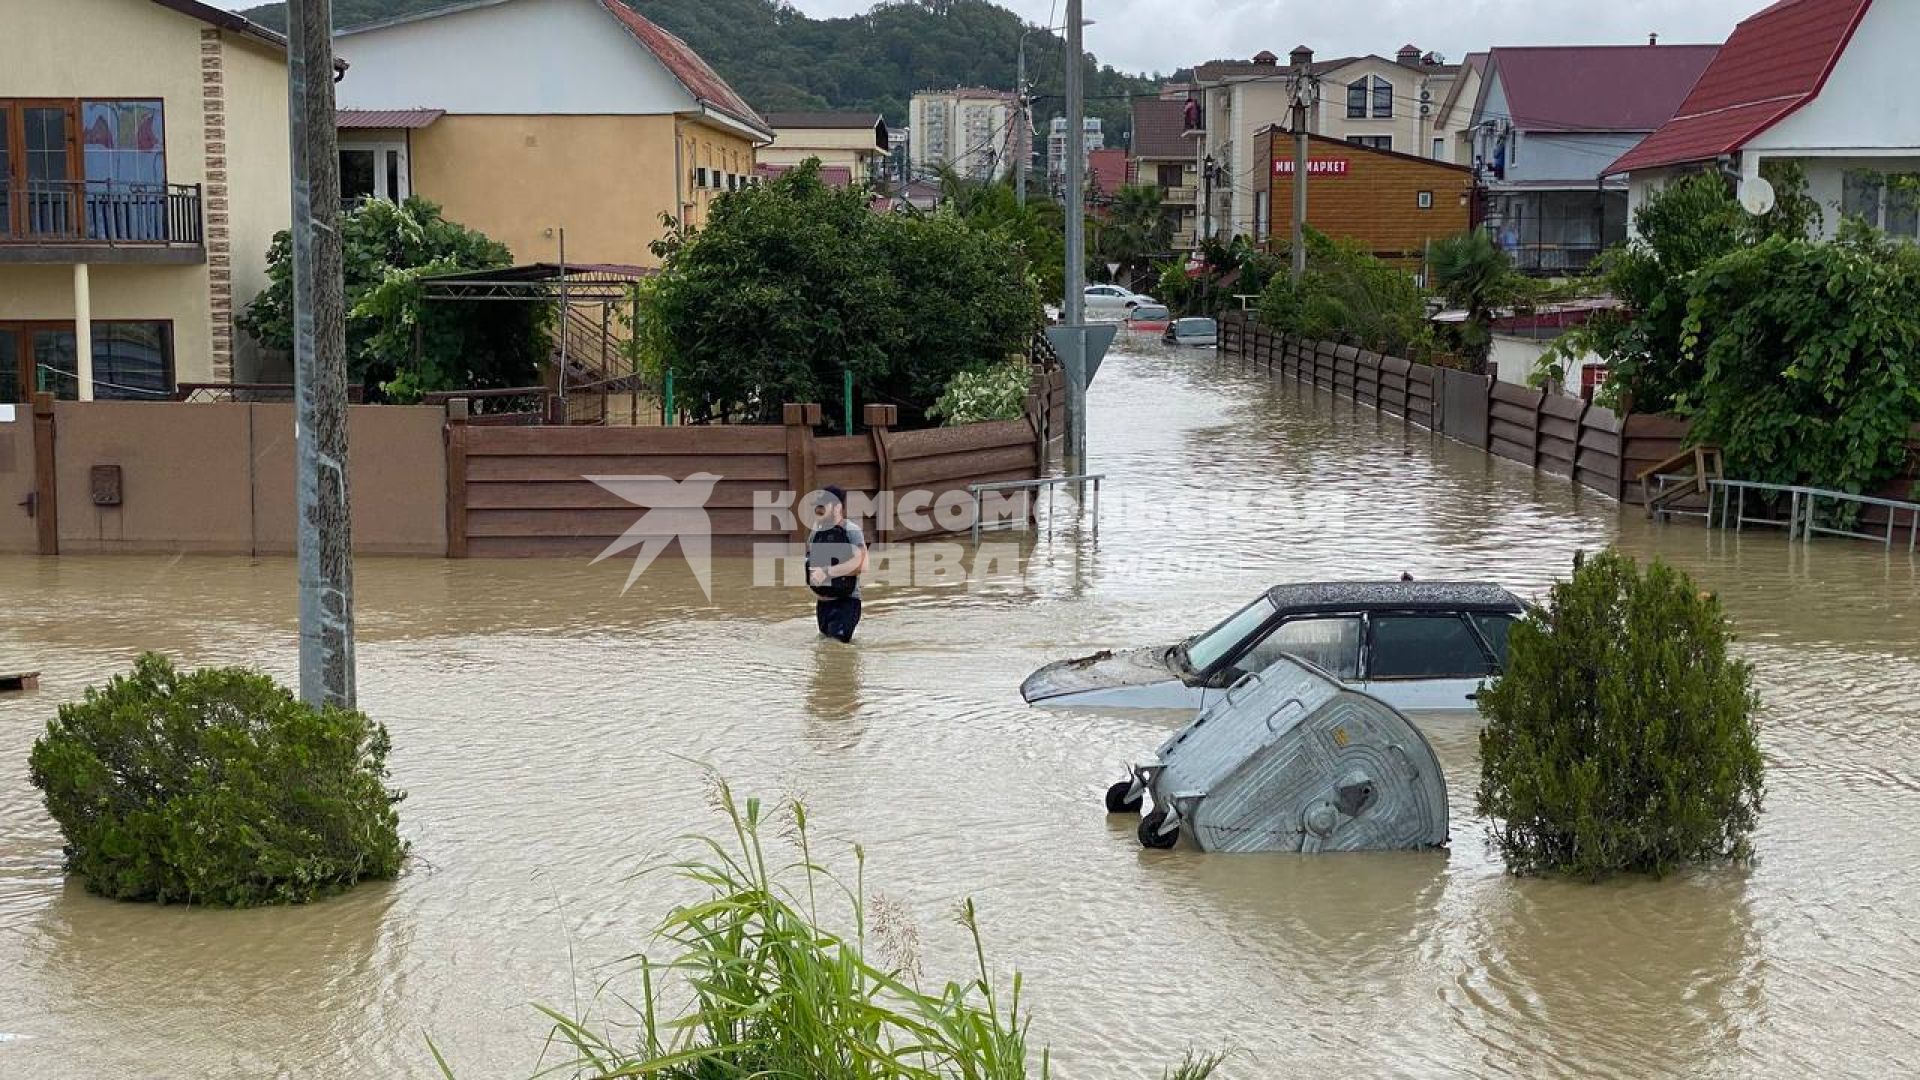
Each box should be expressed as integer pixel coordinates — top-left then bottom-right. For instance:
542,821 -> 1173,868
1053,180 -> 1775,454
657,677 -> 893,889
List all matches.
1161,185 -> 1197,205
0,180 -> 205,264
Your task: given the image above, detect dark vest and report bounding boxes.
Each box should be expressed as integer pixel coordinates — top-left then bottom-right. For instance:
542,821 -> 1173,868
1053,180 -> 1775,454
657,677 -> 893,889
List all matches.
807,524 -> 858,599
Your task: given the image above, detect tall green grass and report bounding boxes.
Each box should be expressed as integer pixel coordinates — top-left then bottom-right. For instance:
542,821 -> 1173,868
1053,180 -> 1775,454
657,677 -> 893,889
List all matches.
435,779 -> 1223,1079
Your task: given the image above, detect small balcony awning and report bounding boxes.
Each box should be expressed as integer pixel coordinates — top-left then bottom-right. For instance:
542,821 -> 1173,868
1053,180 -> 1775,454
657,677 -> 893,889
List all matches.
337,108 -> 445,130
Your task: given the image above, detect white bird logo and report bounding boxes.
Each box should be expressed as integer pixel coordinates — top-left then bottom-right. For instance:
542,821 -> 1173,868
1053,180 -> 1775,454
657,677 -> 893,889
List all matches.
586,472 -> 724,599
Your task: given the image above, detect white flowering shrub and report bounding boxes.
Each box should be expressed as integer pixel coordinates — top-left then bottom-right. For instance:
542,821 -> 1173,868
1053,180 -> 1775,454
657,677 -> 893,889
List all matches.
928,362 -> 1031,426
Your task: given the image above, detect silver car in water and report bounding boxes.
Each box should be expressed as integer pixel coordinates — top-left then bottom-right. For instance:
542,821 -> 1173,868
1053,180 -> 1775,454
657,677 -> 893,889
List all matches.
1020,581 -> 1525,714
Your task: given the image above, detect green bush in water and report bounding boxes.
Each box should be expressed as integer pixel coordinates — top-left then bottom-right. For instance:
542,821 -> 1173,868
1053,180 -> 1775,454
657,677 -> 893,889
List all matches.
1475,551 -> 1764,880
445,778 -> 1223,1079
28,653 -> 406,906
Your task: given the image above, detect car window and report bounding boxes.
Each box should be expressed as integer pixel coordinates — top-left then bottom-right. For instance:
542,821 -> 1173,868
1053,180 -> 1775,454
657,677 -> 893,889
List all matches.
1223,615 -> 1363,684
1176,318 -> 1215,333
1132,305 -> 1170,320
1182,596 -> 1279,675
1368,615 -> 1491,679
1087,286 -> 1117,297
1470,612 -> 1516,669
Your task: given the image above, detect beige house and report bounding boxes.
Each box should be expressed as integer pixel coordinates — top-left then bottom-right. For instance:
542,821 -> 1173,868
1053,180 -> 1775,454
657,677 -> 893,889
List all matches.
333,0 -> 771,268
761,112 -> 889,184
1189,46 -> 1460,243
1130,95 -> 1200,250
1429,52 -> 1487,166
2,0 -> 290,402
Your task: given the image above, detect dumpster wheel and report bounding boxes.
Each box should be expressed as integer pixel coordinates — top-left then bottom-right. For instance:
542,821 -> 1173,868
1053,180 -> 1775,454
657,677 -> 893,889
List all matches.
1105,780 -> 1144,815
1138,809 -> 1180,850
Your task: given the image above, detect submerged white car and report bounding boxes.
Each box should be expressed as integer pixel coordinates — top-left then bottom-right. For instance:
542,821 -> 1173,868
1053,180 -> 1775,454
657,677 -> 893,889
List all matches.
1020,581 -> 1525,714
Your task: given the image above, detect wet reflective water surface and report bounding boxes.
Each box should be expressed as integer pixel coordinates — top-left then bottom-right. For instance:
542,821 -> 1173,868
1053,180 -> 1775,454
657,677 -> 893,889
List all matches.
4,341 -> 1920,1078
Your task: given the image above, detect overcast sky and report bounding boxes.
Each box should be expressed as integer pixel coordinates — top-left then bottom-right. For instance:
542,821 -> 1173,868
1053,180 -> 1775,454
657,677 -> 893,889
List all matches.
214,0 -> 1763,75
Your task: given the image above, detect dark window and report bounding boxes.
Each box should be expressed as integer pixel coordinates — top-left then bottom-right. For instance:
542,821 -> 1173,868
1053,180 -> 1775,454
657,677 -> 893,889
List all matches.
24,326 -> 78,400
91,321 -> 174,400
0,328 -> 17,404
1373,78 -> 1394,118
1368,615 -> 1491,679
1157,162 -> 1184,187
1470,612 -> 1516,669
1223,615 -> 1364,683
341,147 -> 377,205
1347,135 -> 1392,151
1347,80 -> 1368,119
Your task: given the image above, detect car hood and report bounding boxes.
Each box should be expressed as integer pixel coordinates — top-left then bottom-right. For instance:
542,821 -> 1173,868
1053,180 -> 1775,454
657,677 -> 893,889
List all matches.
1020,645 -> 1179,703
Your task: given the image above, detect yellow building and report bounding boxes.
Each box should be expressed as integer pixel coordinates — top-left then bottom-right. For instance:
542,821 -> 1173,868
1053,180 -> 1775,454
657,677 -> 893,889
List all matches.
761,112 -> 891,185
1,0 -> 290,402
333,0 -> 772,269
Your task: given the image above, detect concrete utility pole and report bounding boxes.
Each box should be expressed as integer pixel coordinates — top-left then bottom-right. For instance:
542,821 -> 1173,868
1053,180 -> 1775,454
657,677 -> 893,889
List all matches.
1061,0 -> 1088,471
1015,36 -> 1030,205
1289,45 -> 1315,283
287,0 -> 357,709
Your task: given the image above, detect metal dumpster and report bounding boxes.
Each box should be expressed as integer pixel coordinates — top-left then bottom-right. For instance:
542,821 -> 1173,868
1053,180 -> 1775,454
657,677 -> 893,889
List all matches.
1123,655 -> 1449,852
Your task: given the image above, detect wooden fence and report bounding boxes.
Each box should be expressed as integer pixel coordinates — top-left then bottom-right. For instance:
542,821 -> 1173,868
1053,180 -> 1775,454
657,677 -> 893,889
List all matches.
1224,312 -> 1651,502
445,369 -> 1057,557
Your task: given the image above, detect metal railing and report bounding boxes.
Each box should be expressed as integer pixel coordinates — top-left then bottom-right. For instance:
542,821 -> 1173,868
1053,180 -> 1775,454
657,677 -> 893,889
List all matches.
1708,478 -> 1920,552
176,383 -> 366,403
1507,243 -> 1604,276
420,386 -> 556,425
1,180 -> 203,246
969,474 -> 1104,545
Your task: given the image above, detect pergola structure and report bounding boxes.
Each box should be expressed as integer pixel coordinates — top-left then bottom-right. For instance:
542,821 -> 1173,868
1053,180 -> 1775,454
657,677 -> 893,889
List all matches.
418,262 -> 657,424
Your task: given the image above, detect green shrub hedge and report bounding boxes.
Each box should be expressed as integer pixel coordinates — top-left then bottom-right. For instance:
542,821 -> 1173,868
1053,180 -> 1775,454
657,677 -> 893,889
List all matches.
1475,551 -> 1764,880
29,654 -> 406,906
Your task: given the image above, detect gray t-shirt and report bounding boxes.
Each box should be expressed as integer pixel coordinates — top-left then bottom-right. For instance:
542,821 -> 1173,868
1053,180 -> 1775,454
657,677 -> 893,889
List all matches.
810,519 -> 865,598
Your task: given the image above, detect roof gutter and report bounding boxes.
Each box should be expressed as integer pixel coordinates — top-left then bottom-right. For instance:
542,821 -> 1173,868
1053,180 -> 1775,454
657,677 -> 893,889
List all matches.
698,101 -> 775,145
150,0 -> 288,50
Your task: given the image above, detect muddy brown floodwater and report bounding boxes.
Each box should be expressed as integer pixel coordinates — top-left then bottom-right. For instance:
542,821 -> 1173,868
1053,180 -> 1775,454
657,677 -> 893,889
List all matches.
5,339 -> 1920,1079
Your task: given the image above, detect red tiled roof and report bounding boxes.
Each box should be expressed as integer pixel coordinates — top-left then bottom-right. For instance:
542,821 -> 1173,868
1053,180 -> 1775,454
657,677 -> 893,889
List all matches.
1131,98 -> 1191,160
597,0 -> 770,138
1087,148 -> 1130,195
338,108 -> 445,130
1483,44 -> 1719,133
755,162 -> 856,188
1607,0 -> 1872,174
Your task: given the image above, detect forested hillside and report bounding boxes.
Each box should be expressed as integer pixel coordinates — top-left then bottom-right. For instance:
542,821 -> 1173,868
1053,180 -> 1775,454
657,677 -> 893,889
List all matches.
240,0 -> 1167,142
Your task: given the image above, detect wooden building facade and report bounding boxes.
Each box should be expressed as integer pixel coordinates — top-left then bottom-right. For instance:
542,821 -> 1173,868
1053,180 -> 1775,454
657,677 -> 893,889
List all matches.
1259,129 -> 1476,270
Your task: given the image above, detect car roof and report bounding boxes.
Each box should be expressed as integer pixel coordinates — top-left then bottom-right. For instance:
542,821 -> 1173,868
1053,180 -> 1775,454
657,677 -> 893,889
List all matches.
1263,580 -> 1524,613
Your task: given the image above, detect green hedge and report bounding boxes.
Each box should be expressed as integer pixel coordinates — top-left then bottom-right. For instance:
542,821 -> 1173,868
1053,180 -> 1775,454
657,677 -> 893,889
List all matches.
29,654 -> 407,906
1475,551 -> 1764,880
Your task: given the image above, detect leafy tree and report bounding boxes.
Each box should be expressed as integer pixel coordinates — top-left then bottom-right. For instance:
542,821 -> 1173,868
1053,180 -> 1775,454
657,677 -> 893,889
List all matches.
634,162 -> 1041,428
1429,229 -> 1531,376
1543,163 -> 1819,411
1677,229 -> 1920,493
1476,550 -> 1764,880
28,653 -> 407,906
931,167 -> 1065,301
239,198 -> 549,400
1256,229 -> 1432,358
1098,184 -> 1174,291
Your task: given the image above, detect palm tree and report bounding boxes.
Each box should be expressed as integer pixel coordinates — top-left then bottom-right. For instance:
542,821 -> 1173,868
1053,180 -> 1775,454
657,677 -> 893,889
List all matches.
1099,184 -> 1173,291
1430,229 -> 1527,376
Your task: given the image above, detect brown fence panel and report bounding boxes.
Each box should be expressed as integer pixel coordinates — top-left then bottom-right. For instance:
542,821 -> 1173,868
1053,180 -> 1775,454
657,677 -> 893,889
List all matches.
1314,341 -> 1338,389
1536,394 -> 1586,478
463,423 -> 791,557
1333,345 -> 1360,398
1379,355 -> 1411,417
1354,351 -> 1382,407
1406,364 -> 1436,429
1575,404 -> 1625,497
883,419 -> 1040,539
1620,413 -> 1693,505
1487,381 -> 1542,465
1438,368 -> 1492,448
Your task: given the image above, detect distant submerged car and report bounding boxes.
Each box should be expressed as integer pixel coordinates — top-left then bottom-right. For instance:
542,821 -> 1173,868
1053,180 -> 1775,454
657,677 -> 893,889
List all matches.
1021,581 -> 1526,714
1165,317 -> 1218,347
1125,304 -> 1172,334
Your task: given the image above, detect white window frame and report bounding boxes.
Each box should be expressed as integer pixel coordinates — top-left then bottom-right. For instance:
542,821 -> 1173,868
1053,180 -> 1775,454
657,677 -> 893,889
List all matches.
339,138 -> 410,203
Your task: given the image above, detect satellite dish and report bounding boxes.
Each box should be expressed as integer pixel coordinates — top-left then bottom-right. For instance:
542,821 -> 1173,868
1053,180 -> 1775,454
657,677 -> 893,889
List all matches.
1740,176 -> 1776,216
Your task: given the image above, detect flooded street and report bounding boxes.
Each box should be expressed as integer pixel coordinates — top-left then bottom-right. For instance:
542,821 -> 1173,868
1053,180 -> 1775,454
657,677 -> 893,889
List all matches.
4,339 -> 1920,1078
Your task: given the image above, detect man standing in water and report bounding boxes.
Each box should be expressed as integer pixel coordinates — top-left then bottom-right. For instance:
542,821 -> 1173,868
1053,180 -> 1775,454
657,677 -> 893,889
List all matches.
807,485 -> 867,643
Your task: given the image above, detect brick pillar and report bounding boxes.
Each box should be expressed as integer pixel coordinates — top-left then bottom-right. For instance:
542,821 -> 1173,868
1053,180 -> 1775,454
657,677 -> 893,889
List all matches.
200,29 -> 235,383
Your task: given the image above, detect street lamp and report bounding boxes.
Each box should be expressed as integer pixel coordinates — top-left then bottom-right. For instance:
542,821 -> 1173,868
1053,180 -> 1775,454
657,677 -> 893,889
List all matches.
1016,18 -> 1095,205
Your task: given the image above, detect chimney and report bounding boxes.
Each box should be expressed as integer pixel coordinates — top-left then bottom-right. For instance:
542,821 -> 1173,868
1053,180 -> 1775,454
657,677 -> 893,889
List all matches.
1252,50 -> 1279,66
1397,43 -> 1422,65
1649,32 -> 1659,45
1289,44 -> 1314,68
